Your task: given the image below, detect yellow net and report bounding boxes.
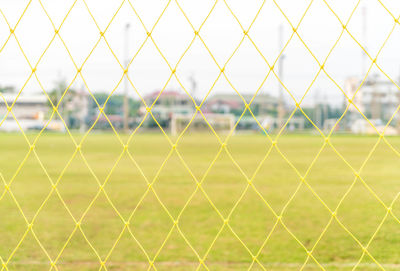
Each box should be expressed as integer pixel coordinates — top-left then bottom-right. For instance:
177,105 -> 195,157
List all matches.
0,0 -> 400,270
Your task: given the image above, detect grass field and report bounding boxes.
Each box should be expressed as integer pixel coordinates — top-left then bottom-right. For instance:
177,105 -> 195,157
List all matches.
0,132 -> 400,270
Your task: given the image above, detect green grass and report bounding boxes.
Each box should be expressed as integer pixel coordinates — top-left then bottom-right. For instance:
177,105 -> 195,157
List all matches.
1,132 -> 400,270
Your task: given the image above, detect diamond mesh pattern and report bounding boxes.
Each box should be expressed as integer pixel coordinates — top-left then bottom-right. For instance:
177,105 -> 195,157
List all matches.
1,0 -> 400,270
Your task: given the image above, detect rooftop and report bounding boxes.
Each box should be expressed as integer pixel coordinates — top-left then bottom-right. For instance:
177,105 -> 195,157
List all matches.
0,93 -> 48,104
145,90 -> 189,99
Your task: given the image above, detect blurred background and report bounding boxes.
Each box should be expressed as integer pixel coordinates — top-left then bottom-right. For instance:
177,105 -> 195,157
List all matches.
1,0 -> 400,135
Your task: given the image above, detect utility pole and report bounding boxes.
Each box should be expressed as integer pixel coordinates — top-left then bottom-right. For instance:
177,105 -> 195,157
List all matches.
188,73 -> 197,98
397,68 -> 400,133
188,73 -> 197,107
371,75 -> 380,120
56,70 -> 63,120
123,23 -> 130,132
314,89 -> 321,127
397,91 -> 400,134
79,83 -> 87,133
323,92 -> 329,130
277,24 -> 285,129
362,6 -> 367,77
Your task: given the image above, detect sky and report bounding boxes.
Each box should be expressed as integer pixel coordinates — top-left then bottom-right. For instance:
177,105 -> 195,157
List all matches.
1,0 -> 400,107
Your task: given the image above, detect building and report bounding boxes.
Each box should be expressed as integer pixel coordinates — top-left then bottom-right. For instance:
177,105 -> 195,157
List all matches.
140,90 -> 195,127
0,93 -> 66,132
344,75 -> 400,125
202,93 -> 301,132
204,93 -> 279,116
0,93 -> 49,120
139,90 -> 289,132
0,90 -> 89,132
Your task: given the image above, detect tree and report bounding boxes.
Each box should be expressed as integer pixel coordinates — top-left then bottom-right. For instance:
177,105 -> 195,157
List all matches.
0,85 -> 15,93
90,93 -> 141,117
47,78 -> 77,121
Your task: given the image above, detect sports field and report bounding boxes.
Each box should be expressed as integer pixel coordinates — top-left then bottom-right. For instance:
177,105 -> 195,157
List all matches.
0,133 -> 400,270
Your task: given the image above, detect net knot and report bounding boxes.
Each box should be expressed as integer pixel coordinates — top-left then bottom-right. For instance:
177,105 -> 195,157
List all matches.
361,246 -> 368,252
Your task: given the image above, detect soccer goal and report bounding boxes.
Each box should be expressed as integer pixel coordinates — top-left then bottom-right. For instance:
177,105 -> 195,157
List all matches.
170,113 -> 235,136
